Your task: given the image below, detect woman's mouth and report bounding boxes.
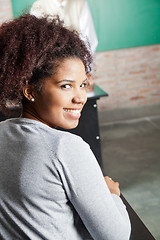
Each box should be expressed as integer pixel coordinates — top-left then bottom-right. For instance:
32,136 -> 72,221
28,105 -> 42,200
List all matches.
63,108 -> 81,119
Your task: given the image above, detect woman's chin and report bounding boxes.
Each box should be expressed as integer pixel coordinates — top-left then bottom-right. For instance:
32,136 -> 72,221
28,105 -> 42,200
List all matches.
60,120 -> 79,130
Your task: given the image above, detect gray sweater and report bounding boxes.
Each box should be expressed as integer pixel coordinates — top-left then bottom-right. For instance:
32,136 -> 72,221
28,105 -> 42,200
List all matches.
0,118 -> 131,240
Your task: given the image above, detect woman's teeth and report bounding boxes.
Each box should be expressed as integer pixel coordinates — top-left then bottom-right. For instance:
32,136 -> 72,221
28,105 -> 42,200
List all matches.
64,109 -> 80,113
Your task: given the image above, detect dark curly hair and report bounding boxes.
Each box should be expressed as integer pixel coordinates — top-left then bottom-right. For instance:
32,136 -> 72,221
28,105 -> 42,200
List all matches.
0,14 -> 92,115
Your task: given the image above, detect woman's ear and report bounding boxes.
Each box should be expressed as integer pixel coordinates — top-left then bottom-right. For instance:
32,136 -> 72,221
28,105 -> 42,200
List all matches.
23,85 -> 35,102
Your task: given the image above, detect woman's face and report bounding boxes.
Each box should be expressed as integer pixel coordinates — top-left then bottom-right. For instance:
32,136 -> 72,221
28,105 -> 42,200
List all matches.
33,58 -> 87,129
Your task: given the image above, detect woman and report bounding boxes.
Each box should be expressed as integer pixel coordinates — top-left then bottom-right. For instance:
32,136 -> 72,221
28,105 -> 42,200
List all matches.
0,14 -> 131,239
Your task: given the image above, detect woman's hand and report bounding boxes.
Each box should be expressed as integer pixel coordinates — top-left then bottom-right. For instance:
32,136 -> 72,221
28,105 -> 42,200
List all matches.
104,176 -> 120,196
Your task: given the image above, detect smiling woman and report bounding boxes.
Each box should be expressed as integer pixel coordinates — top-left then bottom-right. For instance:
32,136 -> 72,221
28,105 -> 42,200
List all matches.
0,14 -> 131,240
22,58 -> 87,129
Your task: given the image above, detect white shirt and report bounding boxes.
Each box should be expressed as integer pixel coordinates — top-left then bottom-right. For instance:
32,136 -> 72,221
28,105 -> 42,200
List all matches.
30,0 -> 98,53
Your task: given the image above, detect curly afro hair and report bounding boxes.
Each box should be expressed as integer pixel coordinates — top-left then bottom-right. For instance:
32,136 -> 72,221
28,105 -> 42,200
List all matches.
0,14 -> 92,115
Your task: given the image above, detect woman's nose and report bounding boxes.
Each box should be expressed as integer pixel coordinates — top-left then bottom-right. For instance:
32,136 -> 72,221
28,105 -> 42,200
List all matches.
72,91 -> 87,105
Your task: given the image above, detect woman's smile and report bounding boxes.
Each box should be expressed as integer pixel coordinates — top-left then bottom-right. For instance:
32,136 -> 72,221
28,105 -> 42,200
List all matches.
63,108 -> 82,119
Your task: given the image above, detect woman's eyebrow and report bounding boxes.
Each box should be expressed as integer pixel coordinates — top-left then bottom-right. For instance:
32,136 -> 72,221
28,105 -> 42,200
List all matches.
57,79 -> 75,83
57,78 -> 87,84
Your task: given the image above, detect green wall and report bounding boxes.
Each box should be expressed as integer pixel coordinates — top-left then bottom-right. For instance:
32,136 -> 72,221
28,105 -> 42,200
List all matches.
11,0 -> 35,17
11,0 -> 160,52
88,0 -> 160,51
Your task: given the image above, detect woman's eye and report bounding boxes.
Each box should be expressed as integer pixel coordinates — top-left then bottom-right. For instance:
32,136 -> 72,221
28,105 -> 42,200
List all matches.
81,83 -> 87,88
61,84 -> 72,89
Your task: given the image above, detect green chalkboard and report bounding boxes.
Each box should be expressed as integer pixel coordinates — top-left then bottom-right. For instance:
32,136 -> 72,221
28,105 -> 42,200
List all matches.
11,0 -> 35,17
87,0 -> 160,51
11,0 -> 160,52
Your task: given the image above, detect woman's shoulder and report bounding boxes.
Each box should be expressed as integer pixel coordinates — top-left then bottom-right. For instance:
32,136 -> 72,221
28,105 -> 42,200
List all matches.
42,125 -> 87,151
24,119 -> 88,150
0,117 -> 90,158
36,122 -> 91,166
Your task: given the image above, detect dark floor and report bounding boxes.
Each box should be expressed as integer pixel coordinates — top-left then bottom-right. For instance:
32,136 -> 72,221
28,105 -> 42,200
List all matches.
99,115 -> 160,240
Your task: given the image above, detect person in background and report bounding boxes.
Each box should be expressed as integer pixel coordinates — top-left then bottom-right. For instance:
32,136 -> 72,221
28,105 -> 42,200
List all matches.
30,0 -> 98,93
0,14 -> 131,240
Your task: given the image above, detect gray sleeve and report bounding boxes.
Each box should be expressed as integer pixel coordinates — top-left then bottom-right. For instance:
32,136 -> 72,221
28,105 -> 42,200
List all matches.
56,134 -> 131,240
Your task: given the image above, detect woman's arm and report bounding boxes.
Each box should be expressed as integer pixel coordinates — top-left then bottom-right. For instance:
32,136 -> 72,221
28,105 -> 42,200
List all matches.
56,134 -> 131,240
